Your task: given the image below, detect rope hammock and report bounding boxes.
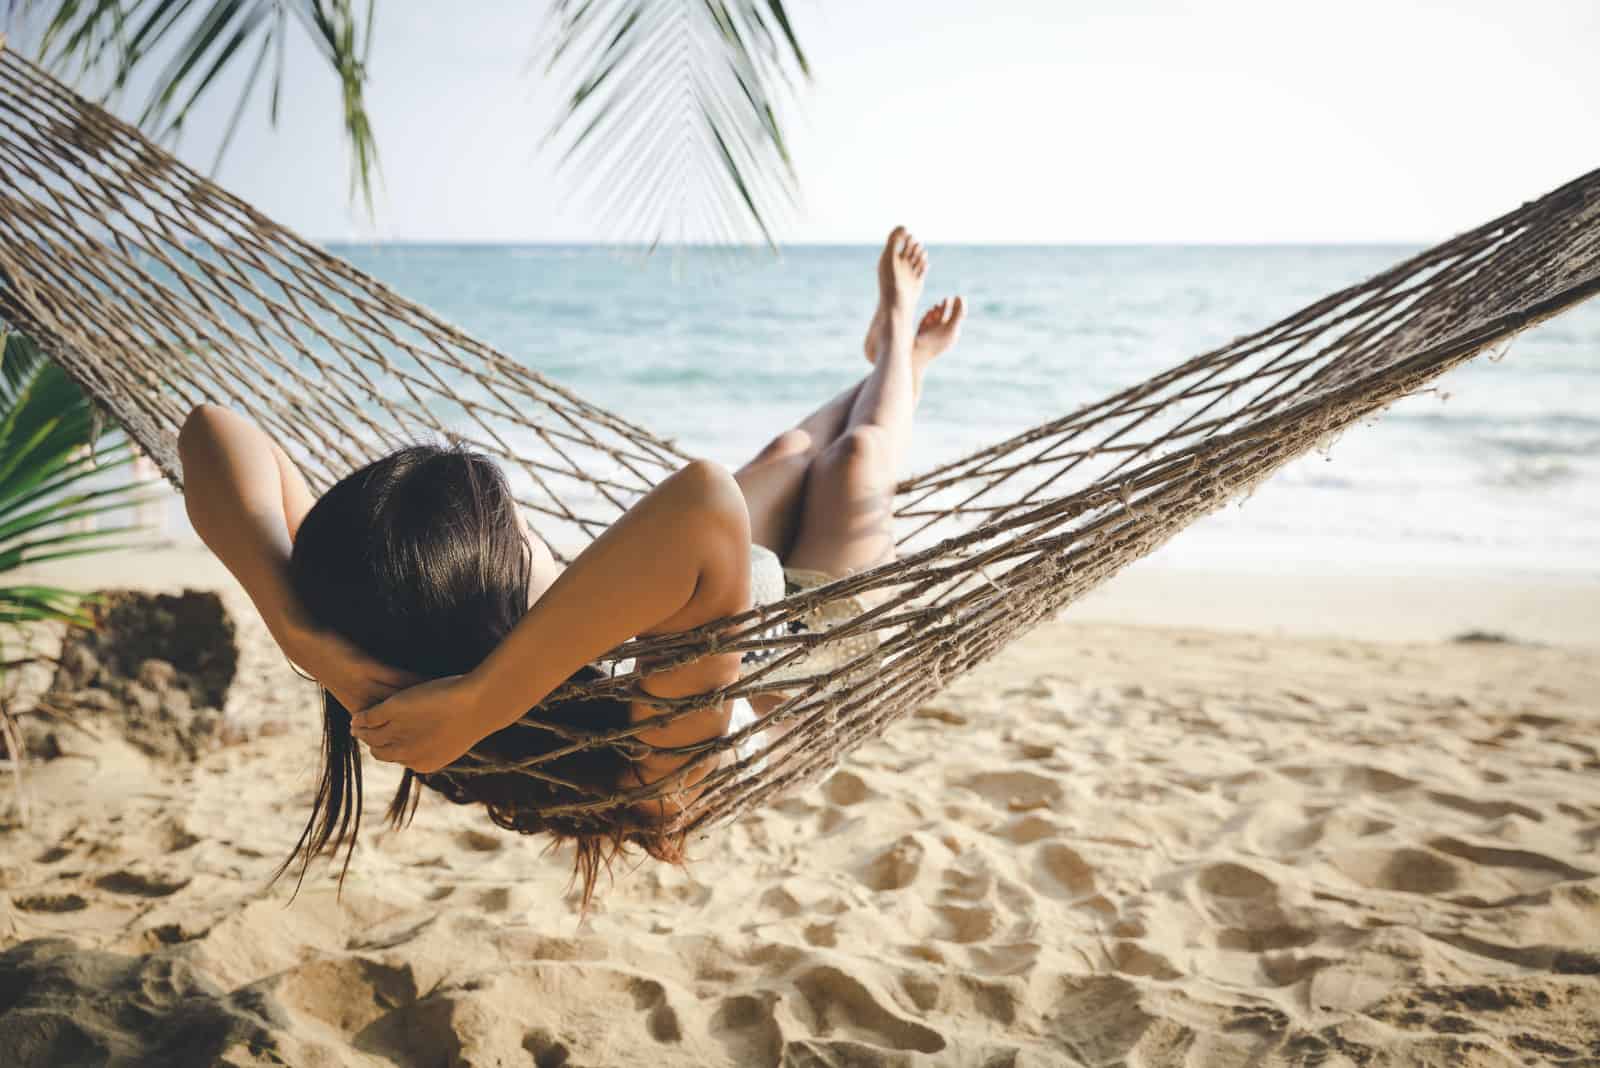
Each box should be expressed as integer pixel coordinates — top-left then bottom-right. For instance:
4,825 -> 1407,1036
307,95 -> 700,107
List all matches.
2,41 -> 1598,839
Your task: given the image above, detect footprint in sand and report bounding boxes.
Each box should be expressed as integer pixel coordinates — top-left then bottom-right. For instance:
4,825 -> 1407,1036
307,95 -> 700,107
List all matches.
820,769 -> 876,806
1039,975 -> 1157,1056
12,892 -> 88,912
1257,950 -> 1337,987
788,965 -> 946,1054
1109,940 -> 1182,980
1330,846 -> 1461,895
521,1029 -> 575,1067
271,956 -> 420,1036
957,770 -> 1064,813
858,834 -> 934,892
1239,801 -> 1394,856
993,814 -> 1057,845
1032,841 -> 1096,901
1192,861 -> 1314,954
1424,837 -> 1596,903
156,817 -> 201,853
965,941 -> 1042,978
1279,764 -> 1418,795
906,969 -> 1021,1026
761,879 -> 851,920
455,829 -> 504,853
933,904 -> 998,944
802,920 -> 837,948
939,859 -> 995,903
94,870 -> 190,897
709,992 -> 783,1067
625,976 -> 684,1044
476,886 -> 514,913
1424,791 -> 1542,823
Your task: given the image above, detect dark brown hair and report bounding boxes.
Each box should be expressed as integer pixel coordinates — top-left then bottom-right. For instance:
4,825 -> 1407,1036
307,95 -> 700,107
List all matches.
272,441 -> 683,907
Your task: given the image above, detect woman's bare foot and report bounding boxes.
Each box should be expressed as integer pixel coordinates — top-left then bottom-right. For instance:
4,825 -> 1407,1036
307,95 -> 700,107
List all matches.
866,294 -> 968,369
864,227 -> 926,365
911,296 -> 967,368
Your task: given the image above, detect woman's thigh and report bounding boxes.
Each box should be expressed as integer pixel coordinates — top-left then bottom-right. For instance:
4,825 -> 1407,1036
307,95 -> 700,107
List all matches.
782,425 -> 896,576
732,429 -> 815,555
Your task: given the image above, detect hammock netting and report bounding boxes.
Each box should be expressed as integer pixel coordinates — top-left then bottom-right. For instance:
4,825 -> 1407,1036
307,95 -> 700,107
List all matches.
2,42 -> 1597,837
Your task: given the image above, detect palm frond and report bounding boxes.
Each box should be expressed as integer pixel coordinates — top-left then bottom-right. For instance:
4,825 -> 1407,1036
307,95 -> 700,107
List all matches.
538,0 -> 811,249
0,332 -> 160,635
0,585 -> 102,628
16,0 -> 379,210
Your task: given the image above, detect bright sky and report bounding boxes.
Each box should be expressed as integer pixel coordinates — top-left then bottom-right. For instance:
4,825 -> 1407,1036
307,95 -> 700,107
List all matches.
26,0 -> 1599,244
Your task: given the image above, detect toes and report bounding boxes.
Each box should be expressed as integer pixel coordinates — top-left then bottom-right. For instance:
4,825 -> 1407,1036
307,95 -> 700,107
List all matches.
921,296 -> 962,331
885,225 -> 908,252
906,239 -> 927,274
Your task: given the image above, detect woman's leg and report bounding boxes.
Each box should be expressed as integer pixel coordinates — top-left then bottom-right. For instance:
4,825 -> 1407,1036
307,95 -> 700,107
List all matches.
736,229 -> 966,560
784,229 -> 965,576
733,247 -> 892,554
733,382 -> 863,557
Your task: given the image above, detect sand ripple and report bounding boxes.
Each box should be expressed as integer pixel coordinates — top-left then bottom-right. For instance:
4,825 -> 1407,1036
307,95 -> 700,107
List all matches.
3,613 -> 1599,1065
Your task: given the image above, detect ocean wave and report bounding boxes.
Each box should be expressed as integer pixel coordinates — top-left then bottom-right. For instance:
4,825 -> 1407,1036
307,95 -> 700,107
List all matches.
1477,430 -> 1600,459
1388,410 -> 1600,432
1486,459 -> 1581,488
1274,466 -> 1358,491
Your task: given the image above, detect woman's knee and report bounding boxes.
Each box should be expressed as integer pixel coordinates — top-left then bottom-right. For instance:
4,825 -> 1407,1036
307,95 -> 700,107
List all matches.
755,428 -> 814,465
815,425 -> 892,483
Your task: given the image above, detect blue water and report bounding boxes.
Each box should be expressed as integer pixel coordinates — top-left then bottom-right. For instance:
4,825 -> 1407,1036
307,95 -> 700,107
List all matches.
322,243 -> 1600,574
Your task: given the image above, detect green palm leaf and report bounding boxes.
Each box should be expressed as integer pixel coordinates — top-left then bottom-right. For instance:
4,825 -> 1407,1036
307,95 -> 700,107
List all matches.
16,0 -> 380,211
0,331 -> 160,642
538,0 -> 811,248
12,1 -> 811,245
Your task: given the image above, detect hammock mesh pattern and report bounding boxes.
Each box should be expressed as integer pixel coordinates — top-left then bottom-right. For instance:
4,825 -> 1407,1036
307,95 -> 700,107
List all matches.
2,43 -> 1598,835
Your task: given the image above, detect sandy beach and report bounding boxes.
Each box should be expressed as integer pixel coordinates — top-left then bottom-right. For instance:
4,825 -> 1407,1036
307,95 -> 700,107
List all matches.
2,544 -> 1597,1066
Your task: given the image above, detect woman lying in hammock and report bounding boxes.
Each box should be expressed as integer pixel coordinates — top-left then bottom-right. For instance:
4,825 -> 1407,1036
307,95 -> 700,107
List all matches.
178,228 -> 965,903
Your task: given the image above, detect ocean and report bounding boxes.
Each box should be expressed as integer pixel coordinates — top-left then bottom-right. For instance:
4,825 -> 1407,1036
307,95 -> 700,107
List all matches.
166,243 -> 1600,576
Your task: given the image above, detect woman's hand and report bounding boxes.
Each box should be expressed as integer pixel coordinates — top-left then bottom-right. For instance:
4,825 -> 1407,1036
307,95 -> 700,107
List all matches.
349,674 -> 490,774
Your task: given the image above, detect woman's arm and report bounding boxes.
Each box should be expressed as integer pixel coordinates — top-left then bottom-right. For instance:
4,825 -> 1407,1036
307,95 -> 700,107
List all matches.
178,404 -> 419,711
352,458 -> 753,773
177,404 -> 310,647
475,458 -> 751,724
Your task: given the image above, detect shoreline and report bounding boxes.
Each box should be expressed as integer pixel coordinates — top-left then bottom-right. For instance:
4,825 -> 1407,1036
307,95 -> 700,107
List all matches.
15,540 -> 1599,649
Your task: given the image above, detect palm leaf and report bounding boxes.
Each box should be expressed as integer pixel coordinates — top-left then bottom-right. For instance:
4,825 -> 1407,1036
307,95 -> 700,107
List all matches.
0,332 -> 159,636
17,0 -> 380,211
538,0 -> 810,249
0,585 -> 102,627
0,447 -> 139,523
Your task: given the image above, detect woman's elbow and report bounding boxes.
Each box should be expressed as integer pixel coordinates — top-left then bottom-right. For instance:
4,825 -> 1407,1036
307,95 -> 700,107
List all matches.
176,403 -> 227,461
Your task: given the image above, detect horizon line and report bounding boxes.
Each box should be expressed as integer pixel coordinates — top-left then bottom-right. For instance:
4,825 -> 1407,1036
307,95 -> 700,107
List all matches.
315,238 -> 1433,249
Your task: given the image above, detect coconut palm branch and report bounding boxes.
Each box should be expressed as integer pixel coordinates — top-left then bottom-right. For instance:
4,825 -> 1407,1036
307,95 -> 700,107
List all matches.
11,0 -> 379,210
538,0 -> 810,248
11,1 -> 810,246
0,331 -> 162,632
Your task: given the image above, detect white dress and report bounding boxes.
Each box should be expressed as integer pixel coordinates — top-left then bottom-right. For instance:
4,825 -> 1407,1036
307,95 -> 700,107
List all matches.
724,544 -> 788,776
725,695 -> 768,774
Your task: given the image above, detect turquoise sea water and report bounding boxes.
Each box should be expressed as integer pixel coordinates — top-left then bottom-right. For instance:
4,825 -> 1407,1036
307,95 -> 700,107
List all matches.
305,244 -> 1598,574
